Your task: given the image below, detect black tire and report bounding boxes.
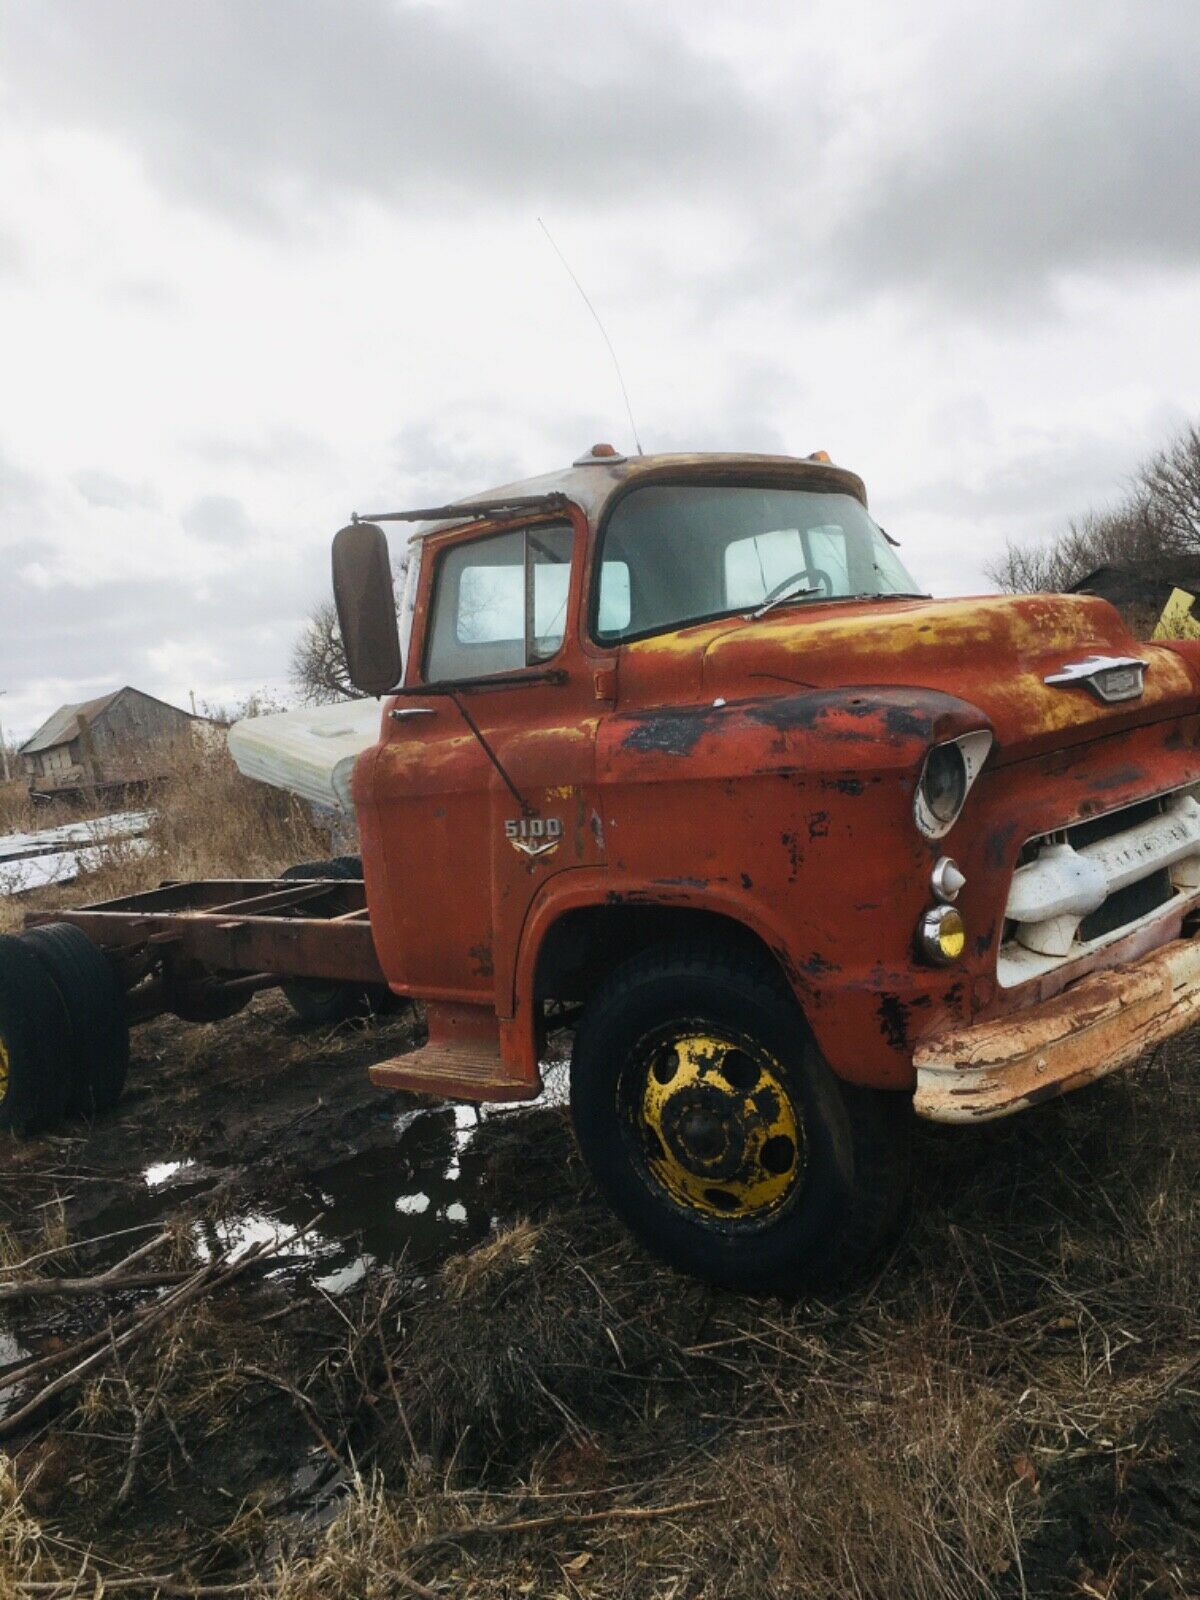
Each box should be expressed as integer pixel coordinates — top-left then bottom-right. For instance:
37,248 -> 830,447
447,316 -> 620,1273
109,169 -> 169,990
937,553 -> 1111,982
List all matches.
278,858 -> 398,1023
0,933 -> 75,1135
20,923 -> 130,1115
569,942 -> 912,1293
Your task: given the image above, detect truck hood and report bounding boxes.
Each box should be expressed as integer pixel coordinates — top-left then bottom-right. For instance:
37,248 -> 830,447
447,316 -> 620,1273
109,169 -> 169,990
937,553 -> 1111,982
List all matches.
701,593 -> 1200,763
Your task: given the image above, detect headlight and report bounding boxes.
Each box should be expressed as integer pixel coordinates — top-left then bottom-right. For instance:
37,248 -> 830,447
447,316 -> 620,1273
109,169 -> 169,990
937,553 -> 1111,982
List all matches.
913,730 -> 993,840
920,745 -> 966,824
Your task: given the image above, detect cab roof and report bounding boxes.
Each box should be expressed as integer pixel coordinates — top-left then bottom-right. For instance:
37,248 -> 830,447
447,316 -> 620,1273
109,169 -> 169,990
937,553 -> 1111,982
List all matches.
385,451 -> 868,544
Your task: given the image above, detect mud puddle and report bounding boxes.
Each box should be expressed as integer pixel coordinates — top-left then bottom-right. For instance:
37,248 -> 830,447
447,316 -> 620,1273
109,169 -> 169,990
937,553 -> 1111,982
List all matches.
82,1069 -> 567,1292
0,1089 -> 537,1422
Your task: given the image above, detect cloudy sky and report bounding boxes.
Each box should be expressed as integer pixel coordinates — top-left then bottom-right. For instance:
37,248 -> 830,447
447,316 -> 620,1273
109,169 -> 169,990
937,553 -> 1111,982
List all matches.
1,0 -> 1198,741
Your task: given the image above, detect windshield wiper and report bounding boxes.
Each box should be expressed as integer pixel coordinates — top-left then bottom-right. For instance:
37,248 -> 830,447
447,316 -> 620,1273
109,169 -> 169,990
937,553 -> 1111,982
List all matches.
751,585 -> 822,620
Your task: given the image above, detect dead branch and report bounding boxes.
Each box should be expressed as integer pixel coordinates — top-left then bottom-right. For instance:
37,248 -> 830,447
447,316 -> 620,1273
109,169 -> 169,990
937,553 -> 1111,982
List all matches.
0,1269 -> 192,1302
113,1390 -> 151,1513
417,1494 -> 720,1549
391,1573 -> 443,1600
0,1230 -> 177,1307
238,1363 -> 345,1467
0,1223 -> 322,1440
0,1263 -> 219,1438
109,1329 -> 175,1517
0,1221 -> 162,1277
17,1579 -> 251,1596
0,1312 -> 145,1394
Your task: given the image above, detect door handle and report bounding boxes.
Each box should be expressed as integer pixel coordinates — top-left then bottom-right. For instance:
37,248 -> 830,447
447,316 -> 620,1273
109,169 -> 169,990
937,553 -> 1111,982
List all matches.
389,706 -> 437,721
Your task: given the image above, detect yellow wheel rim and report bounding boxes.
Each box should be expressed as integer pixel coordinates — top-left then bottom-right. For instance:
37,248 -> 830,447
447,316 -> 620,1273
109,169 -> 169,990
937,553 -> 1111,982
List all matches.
0,1034 -> 10,1104
633,1032 -> 805,1222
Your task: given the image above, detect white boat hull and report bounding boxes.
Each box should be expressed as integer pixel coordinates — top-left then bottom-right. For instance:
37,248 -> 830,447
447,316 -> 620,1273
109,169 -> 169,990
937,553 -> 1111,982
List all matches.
227,700 -> 382,813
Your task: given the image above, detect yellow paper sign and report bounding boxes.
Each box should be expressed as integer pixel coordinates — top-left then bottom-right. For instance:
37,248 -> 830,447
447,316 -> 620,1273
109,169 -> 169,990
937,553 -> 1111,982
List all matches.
1153,587 -> 1200,640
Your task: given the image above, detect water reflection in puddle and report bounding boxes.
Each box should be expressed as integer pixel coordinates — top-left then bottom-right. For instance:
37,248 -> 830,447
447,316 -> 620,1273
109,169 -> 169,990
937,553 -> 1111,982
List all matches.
0,1327 -> 31,1368
144,1159 -> 197,1188
176,1105 -> 498,1287
99,1067 -> 571,1291
0,1323 -> 34,1420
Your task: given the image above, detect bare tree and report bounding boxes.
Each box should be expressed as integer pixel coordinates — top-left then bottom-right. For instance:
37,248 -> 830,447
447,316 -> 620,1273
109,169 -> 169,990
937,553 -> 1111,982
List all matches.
1139,421 -> 1200,554
291,598 -> 365,704
291,554 -> 409,705
986,420 -> 1200,594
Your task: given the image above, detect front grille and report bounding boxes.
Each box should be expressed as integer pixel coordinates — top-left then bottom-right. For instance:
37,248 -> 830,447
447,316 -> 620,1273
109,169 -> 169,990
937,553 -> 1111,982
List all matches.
1078,867 -> 1174,942
997,784 -> 1200,988
1012,796 -> 1169,872
1067,795 -> 1166,849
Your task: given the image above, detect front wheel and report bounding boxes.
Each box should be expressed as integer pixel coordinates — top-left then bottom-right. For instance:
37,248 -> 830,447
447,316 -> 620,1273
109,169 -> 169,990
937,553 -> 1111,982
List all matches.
569,943 -> 912,1293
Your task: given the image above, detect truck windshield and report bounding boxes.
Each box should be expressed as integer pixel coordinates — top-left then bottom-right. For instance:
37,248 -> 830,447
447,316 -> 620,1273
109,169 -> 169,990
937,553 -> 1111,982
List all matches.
593,484 -> 924,644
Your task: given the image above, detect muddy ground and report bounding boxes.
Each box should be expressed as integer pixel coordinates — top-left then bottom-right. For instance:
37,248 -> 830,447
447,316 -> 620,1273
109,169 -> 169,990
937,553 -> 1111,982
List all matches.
1,990 -> 1199,1598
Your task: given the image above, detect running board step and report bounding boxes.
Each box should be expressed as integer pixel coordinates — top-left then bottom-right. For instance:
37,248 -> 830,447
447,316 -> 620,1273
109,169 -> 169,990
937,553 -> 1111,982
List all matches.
369,1001 -> 537,1103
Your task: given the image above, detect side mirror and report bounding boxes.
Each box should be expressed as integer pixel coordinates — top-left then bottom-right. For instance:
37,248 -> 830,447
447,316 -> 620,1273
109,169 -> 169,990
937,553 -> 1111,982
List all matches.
331,522 -> 403,697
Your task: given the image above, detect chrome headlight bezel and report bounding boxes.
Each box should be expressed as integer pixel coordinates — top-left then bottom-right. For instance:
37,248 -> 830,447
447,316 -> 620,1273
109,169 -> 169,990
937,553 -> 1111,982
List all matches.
914,730 -> 993,840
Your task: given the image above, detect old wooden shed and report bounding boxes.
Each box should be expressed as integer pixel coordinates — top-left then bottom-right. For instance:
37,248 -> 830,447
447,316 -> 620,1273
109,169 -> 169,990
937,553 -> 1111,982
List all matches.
19,687 -> 214,798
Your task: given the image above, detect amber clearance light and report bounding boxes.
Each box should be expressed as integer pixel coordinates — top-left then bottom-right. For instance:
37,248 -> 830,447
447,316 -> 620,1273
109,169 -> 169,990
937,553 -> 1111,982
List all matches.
919,904 -> 966,965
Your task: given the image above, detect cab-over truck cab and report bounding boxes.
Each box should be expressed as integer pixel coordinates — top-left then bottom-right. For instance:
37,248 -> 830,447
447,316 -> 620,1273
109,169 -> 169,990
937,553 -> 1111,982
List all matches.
333,446 -> 1200,1290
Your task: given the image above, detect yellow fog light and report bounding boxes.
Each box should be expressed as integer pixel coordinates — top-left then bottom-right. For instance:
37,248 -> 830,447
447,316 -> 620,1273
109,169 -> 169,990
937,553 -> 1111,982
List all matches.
919,904 -> 966,965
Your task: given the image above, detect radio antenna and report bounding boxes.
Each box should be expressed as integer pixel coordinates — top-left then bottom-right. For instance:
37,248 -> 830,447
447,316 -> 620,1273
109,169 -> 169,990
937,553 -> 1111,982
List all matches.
538,217 -> 644,456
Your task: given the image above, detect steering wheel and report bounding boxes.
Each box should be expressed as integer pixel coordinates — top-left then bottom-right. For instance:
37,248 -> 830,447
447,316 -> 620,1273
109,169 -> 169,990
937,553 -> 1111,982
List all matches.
758,566 -> 834,607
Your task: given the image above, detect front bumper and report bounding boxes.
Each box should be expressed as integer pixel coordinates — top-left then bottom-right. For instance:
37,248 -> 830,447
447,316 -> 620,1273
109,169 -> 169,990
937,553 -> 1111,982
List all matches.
913,933 -> 1200,1122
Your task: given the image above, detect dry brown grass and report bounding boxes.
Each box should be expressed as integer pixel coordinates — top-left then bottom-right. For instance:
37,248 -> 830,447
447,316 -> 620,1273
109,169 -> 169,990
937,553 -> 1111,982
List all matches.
0,1458 -> 81,1596
0,738 -> 330,934
1,1037 -> 1198,1596
441,1218 -> 543,1301
0,779 -> 33,838
0,1200 -> 69,1275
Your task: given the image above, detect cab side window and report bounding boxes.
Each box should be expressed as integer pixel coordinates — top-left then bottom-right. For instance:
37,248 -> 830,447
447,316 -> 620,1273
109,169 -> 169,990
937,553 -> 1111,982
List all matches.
424,523 -> 574,682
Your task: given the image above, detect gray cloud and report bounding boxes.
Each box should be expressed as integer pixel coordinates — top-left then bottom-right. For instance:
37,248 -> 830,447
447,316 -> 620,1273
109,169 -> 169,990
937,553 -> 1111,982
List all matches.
7,0 -> 1194,312
388,420 -> 526,504
3,1 -> 1197,738
1,549 -> 322,733
180,494 -> 256,544
1,0 -> 777,227
823,4 -> 1200,305
105,278 -> 179,311
0,537 -> 56,572
885,433 -> 1146,525
72,469 -> 160,511
187,428 -> 331,473
0,448 -> 43,518
0,232 -> 24,279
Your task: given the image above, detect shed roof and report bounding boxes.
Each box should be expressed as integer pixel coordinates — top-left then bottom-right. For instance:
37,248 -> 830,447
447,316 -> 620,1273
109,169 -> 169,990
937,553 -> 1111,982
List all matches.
19,690 -> 124,756
1068,563 -> 1200,611
19,686 -> 207,757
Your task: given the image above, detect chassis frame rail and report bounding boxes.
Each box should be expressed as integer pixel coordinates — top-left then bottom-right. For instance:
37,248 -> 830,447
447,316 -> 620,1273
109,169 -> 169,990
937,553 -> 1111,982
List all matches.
24,878 -> 387,1024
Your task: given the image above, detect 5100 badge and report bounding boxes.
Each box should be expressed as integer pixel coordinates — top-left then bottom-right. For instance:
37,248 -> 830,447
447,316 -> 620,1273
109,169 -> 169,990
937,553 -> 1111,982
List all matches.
505,816 -> 563,860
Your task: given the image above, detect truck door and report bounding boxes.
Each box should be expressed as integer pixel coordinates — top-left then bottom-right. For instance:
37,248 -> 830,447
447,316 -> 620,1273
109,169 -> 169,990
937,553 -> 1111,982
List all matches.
357,509 -> 611,1010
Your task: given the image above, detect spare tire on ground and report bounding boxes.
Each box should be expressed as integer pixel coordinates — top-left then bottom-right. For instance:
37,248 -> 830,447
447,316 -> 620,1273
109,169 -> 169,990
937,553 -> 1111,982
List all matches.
279,858 -> 401,1024
20,922 -> 130,1115
0,932 -> 76,1134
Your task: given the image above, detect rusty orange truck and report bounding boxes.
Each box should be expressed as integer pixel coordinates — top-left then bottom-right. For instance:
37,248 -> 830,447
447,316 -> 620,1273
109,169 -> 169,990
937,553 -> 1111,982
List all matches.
6,446 -> 1200,1290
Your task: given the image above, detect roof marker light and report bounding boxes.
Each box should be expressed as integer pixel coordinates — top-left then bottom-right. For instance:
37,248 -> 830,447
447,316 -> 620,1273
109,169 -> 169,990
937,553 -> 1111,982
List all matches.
573,442 -> 628,466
